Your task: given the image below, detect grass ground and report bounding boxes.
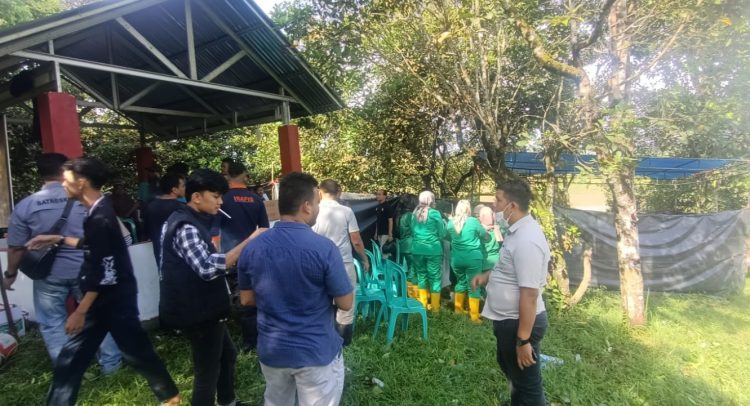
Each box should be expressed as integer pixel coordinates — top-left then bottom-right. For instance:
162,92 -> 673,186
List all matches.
1,279 -> 748,405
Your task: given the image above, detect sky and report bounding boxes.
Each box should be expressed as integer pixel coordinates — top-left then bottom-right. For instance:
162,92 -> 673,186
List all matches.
254,0 -> 283,15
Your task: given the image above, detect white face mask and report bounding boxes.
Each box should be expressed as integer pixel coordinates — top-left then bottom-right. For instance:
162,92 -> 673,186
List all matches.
495,203 -> 512,229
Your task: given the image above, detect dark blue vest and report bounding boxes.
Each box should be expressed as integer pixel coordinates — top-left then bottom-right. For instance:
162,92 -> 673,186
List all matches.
159,206 -> 230,328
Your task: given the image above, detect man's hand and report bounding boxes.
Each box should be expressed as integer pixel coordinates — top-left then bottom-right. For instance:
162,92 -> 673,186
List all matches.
363,259 -> 371,274
2,274 -> 17,290
471,271 -> 490,291
387,235 -> 393,242
250,227 -> 268,239
65,311 -> 86,336
517,342 -> 536,370
25,234 -> 62,250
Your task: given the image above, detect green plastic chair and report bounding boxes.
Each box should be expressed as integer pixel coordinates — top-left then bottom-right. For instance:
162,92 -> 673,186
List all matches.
352,259 -> 387,338
381,260 -> 428,344
365,249 -> 385,288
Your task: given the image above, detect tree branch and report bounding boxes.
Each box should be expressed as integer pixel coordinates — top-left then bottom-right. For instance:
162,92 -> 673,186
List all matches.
573,0 -> 617,54
500,1 -> 584,80
626,18 -> 687,84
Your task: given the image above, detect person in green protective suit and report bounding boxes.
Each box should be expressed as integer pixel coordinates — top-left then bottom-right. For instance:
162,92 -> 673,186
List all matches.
478,205 -> 503,272
411,190 -> 446,312
397,195 -> 418,298
447,200 -> 490,321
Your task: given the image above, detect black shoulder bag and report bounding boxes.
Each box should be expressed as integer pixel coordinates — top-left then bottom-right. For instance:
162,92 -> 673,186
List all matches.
19,199 -> 75,280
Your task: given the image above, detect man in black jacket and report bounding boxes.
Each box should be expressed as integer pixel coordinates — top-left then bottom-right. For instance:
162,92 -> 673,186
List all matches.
27,157 -> 180,406
159,169 -> 265,406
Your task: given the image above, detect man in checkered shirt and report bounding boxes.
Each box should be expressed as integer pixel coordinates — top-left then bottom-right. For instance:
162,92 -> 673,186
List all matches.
159,169 -> 265,406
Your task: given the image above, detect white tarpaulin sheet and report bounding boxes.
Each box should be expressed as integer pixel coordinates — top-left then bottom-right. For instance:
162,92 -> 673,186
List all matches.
557,208 -> 749,295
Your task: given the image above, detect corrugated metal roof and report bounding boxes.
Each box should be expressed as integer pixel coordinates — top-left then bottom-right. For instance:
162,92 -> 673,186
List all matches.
0,0 -> 344,139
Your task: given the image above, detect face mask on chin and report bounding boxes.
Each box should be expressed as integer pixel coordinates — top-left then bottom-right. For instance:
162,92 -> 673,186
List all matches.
495,203 -> 512,230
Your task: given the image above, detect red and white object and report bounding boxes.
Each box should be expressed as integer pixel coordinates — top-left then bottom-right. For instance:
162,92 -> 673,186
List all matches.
0,333 -> 18,365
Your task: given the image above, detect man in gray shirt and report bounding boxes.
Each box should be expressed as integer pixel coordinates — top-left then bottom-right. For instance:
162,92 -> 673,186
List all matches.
312,179 -> 369,345
472,180 -> 550,405
2,153 -> 121,374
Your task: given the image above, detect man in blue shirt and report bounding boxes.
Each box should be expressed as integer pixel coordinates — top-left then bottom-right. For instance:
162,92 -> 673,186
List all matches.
238,172 -> 353,406
3,153 -> 121,375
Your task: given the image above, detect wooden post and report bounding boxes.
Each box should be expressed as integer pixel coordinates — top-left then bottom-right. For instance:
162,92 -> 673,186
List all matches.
0,114 -> 13,228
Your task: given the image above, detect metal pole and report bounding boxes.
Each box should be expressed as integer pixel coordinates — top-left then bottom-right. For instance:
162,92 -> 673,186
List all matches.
0,258 -> 19,340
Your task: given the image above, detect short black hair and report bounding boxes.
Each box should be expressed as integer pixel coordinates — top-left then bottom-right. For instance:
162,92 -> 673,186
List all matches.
64,157 -> 109,189
227,161 -> 247,178
278,172 -> 318,216
165,162 -> 189,177
221,157 -> 234,164
160,172 -> 184,195
185,169 -> 228,200
319,179 -> 340,195
377,189 -> 388,196
497,180 -> 532,211
37,153 -> 68,180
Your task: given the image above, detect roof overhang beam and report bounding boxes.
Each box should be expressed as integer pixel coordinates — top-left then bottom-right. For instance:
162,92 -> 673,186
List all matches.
11,50 -> 298,104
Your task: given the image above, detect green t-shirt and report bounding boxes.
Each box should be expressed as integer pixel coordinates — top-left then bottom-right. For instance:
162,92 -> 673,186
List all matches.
447,217 -> 488,260
412,208 -> 446,256
399,212 -> 416,254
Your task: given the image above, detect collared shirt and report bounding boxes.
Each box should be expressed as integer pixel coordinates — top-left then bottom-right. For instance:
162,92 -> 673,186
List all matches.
7,182 -> 87,279
482,214 -> 550,321
162,222 -> 227,281
237,221 -> 353,368
312,199 -> 360,264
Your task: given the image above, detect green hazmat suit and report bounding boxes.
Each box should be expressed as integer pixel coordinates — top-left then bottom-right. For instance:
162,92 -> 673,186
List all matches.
412,207 -> 446,293
447,217 -> 489,298
398,212 -> 417,284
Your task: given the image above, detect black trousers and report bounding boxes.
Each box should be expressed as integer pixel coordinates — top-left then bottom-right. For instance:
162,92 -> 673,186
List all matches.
240,305 -> 258,351
46,300 -> 178,406
492,312 -> 548,406
183,320 -> 237,406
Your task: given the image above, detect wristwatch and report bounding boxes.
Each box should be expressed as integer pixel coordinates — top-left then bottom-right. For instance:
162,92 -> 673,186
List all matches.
3,270 -> 17,279
516,337 -> 532,347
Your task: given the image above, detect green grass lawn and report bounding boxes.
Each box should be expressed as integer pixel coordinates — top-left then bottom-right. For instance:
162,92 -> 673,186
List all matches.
2,279 -> 748,405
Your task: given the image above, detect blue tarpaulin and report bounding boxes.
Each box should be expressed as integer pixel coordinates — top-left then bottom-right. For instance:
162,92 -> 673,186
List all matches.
504,152 -> 732,180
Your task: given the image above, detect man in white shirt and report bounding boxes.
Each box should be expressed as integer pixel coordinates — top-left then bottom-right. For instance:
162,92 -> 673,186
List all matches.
313,179 -> 369,345
472,180 -> 550,405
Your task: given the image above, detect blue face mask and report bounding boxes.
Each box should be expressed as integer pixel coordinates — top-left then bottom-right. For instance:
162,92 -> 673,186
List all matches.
495,203 -> 511,230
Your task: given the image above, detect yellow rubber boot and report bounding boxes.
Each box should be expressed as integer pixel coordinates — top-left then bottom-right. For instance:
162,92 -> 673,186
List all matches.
418,289 -> 429,308
430,293 -> 441,313
469,298 -> 481,323
407,282 -> 416,298
454,293 -> 466,314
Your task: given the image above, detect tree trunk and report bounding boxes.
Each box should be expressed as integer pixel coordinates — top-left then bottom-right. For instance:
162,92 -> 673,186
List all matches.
569,245 -> 592,306
605,167 -> 645,325
606,0 -> 646,326
543,153 -> 571,297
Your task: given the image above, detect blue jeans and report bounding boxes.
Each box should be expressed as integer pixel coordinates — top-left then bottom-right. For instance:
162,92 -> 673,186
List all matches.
34,276 -> 122,373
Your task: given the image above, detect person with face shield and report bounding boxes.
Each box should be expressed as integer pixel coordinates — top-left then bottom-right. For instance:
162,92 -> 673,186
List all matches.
446,200 -> 490,321
478,205 -> 503,275
411,191 -> 447,312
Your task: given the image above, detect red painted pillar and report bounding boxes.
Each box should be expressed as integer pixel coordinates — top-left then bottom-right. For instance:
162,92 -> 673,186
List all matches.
278,124 -> 302,175
135,147 -> 156,182
36,92 -> 83,158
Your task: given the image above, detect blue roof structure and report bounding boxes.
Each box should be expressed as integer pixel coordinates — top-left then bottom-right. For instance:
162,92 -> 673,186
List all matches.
504,152 -> 734,180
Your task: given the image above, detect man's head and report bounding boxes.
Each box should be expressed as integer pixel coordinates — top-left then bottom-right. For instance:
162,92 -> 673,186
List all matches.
185,169 -> 228,215
165,162 -> 189,177
495,180 -> 532,224
375,189 -> 387,203
37,153 -> 68,182
160,172 -> 186,198
62,157 -> 109,199
220,158 -> 233,177
254,185 -> 265,195
319,179 -> 341,200
227,161 -> 247,183
278,172 -> 319,226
